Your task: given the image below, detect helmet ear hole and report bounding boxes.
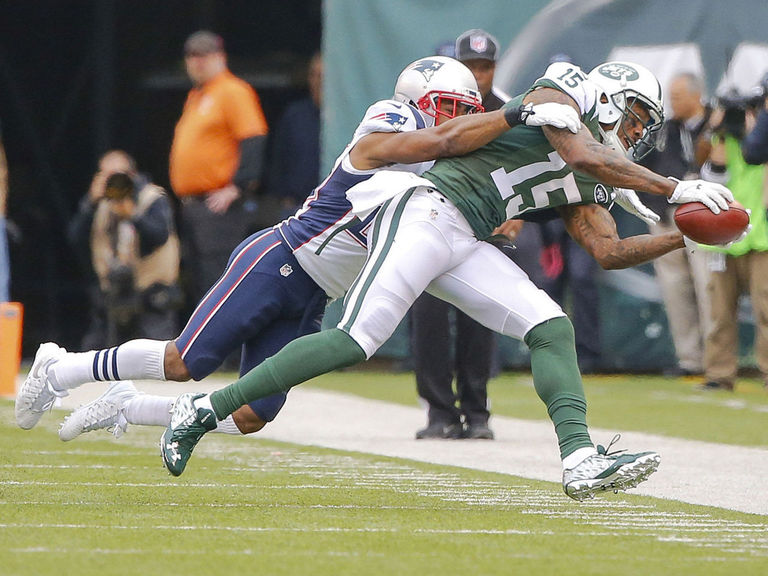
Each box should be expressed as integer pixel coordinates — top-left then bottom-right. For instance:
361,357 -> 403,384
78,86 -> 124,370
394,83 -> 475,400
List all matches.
599,94 -> 609,104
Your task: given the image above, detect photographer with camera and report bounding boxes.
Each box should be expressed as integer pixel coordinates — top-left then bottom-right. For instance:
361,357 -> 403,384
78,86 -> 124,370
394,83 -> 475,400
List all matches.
741,73 -> 768,165
68,150 -> 181,348
698,89 -> 768,391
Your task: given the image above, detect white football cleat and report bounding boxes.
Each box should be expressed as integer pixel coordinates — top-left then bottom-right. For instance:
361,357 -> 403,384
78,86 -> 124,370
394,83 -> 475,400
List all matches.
59,381 -> 139,441
563,435 -> 660,501
15,342 -> 68,429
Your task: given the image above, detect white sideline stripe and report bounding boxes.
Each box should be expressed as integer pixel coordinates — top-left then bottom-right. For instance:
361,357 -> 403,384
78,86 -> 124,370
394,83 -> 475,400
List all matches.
0,523 -> 546,535
0,501 -> 438,510
0,481 -> 343,489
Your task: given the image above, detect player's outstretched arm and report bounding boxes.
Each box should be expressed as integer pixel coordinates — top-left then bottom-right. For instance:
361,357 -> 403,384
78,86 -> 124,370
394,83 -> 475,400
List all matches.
350,109 -> 512,170
559,204 -> 684,270
350,101 -> 579,170
526,88 -> 732,213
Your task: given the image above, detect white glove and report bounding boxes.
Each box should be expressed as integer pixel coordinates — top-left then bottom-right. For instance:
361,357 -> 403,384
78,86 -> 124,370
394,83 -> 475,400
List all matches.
612,187 -> 661,226
667,179 -> 734,214
519,102 -> 581,134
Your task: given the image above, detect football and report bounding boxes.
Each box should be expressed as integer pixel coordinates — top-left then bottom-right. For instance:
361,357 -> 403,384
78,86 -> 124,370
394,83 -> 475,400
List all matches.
673,200 -> 750,245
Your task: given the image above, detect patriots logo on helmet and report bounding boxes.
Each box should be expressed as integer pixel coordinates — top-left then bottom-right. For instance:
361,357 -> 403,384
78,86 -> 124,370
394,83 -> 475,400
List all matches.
597,63 -> 639,82
409,59 -> 445,82
371,112 -> 408,129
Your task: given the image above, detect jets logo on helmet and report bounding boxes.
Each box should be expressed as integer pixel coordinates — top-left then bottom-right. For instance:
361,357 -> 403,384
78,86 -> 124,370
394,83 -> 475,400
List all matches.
587,60 -> 664,161
596,63 -> 640,82
393,56 -> 484,127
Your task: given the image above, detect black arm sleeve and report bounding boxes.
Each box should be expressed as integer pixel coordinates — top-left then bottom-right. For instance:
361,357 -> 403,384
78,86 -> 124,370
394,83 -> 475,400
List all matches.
233,135 -> 267,192
742,109 -> 768,165
133,196 -> 172,257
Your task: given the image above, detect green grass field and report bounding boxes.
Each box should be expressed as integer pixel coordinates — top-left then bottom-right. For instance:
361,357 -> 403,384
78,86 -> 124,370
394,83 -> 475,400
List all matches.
2,371 -> 767,575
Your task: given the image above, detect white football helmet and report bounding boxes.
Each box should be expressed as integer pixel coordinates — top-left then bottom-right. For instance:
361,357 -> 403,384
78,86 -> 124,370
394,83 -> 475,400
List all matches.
393,56 -> 484,127
587,61 -> 664,160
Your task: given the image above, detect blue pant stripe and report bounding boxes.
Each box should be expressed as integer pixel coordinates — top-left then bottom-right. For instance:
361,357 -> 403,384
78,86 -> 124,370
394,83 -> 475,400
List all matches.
92,351 -> 101,381
111,347 -> 120,381
101,350 -> 109,382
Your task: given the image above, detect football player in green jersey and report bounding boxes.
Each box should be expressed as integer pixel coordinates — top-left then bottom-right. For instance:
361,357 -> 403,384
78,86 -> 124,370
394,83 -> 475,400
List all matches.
161,61 -> 734,501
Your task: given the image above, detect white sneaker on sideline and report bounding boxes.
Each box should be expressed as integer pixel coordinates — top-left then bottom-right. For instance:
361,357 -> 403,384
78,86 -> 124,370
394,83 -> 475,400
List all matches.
15,342 -> 68,429
59,381 -> 140,441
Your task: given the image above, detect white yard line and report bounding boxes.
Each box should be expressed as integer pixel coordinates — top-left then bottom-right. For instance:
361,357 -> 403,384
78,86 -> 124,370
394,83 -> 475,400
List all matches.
57,379 -> 768,516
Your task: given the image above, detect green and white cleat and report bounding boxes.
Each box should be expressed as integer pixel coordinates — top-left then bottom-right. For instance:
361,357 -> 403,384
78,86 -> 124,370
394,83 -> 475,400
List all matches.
563,435 -> 660,501
160,393 -> 217,477
59,381 -> 139,441
15,342 -> 68,430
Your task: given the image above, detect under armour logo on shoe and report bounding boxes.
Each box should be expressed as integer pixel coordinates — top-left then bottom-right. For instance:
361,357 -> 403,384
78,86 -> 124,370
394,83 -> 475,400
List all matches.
166,442 -> 181,463
280,264 -> 293,277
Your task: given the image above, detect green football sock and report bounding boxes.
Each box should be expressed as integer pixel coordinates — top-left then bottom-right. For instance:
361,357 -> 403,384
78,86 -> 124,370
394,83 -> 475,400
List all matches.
524,317 -> 593,459
210,328 -> 366,419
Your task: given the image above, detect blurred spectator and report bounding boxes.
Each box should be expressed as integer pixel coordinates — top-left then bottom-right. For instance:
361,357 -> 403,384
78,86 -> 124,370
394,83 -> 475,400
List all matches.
434,41 -> 455,58
454,28 -> 509,109
267,52 -> 323,219
0,122 -> 9,302
741,73 -> 768,165
69,150 -> 180,347
699,98 -> 768,391
412,30 -> 510,441
170,30 -> 269,306
639,73 -> 713,376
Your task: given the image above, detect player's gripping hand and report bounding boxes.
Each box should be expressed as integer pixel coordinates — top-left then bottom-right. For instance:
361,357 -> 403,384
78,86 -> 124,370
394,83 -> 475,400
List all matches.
612,187 -> 660,226
504,102 -> 581,133
667,178 -> 734,214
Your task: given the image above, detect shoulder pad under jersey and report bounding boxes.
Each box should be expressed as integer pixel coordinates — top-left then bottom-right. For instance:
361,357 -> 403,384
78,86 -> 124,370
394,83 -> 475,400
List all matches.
352,99 -> 425,141
531,62 -> 598,117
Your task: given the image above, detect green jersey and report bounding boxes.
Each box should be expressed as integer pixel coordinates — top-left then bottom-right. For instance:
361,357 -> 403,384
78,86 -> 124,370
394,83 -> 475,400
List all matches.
424,62 -> 612,239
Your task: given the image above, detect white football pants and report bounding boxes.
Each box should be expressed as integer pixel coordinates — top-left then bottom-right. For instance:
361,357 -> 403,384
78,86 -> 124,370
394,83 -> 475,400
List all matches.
338,186 -> 565,358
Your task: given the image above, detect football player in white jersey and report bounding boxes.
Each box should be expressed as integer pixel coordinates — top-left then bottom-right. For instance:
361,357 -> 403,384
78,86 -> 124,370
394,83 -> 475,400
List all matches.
16,56 -> 580,441
161,61 -> 734,501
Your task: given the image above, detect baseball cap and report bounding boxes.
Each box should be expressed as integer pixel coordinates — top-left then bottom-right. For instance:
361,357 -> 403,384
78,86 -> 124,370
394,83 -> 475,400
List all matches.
184,30 -> 225,56
455,29 -> 499,62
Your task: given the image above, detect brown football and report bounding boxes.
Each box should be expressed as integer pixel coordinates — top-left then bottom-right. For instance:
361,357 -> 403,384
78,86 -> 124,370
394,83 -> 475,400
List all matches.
673,200 -> 750,245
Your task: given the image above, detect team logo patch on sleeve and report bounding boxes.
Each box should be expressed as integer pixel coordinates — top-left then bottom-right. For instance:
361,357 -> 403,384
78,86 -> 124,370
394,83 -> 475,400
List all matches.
370,112 -> 408,129
594,184 -> 610,204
